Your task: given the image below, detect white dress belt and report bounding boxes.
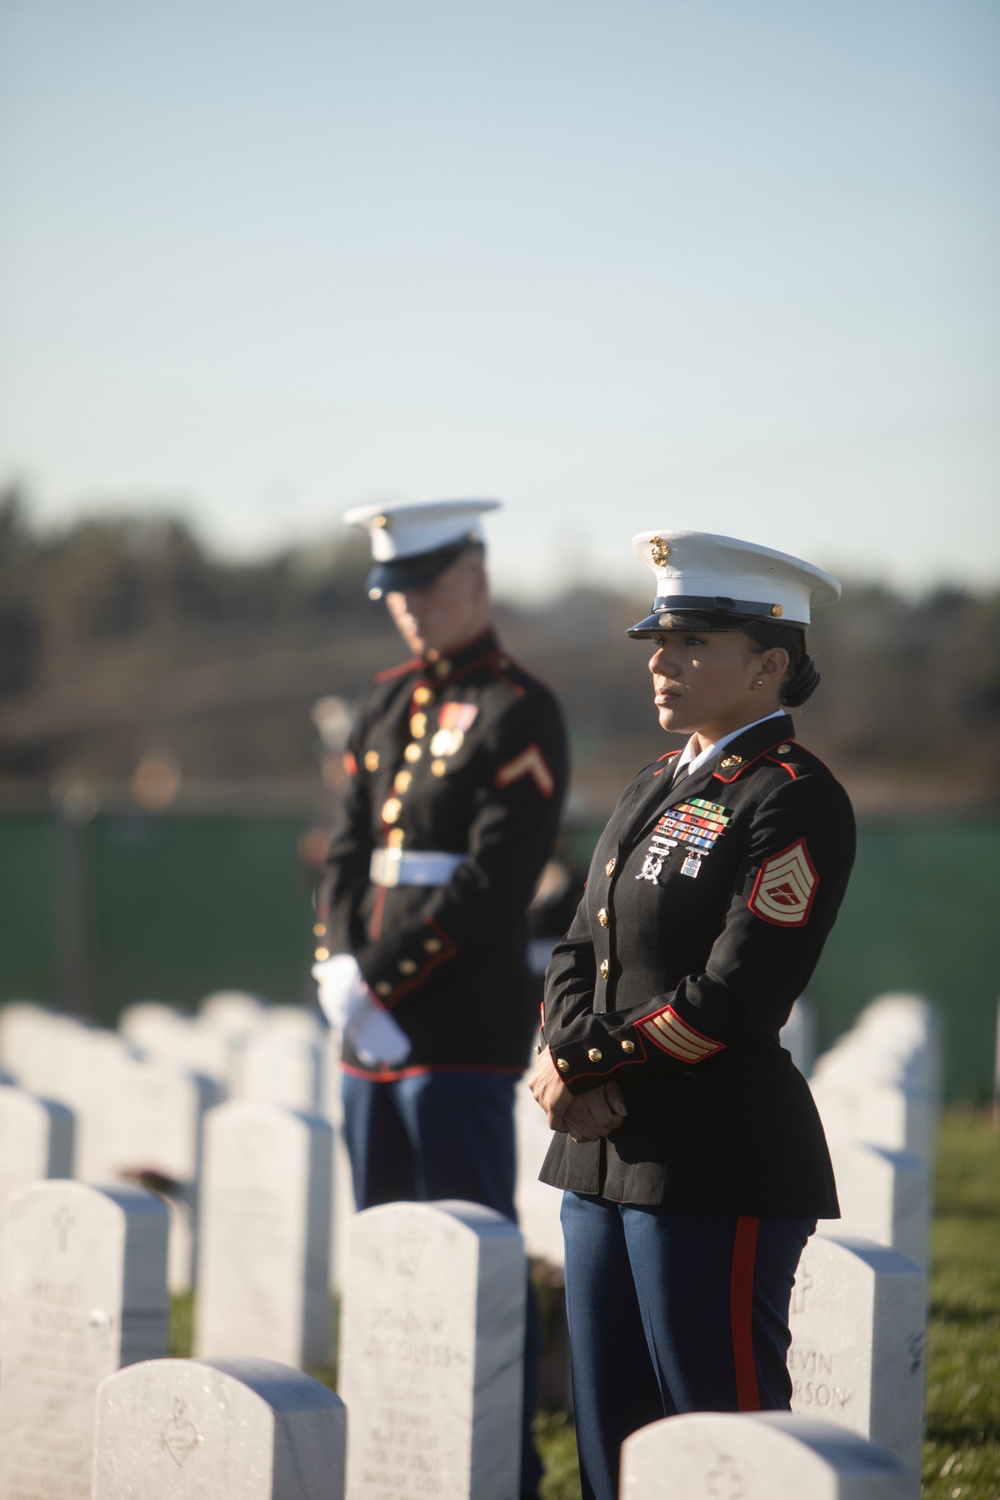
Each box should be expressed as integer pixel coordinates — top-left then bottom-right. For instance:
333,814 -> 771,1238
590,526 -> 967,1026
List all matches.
369,849 -> 465,888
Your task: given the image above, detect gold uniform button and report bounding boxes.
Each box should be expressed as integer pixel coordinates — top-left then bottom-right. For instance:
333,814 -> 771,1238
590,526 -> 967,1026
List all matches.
372,514 -> 388,529
364,750 -> 380,772
410,713 -> 427,738
431,759 -> 447,777
556,1058 -> 570,1073
314,946 -> 330,961
312,923 -> 327,937
423,938 -> 443,953
588,1048 -> 603,1063
375,981 -> 392,997
404,743 -> 422,763
621,1039 -> 636,1054
605,858 -> 616,877
386,827 -> 405,848
413,685 -> 434,706
434,659 -> 452,678
770,603 -> 784,617
497,656 -> 509,669
776,743 -> 791,754
394,770 -> 412,793
597,908 -> 609,927
381,797 -> 402,824
599,959 -> 609,979
398,959 -> 418,975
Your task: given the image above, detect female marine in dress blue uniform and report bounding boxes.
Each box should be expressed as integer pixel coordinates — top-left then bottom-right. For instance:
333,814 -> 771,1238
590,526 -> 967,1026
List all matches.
530,531 -> 856,1500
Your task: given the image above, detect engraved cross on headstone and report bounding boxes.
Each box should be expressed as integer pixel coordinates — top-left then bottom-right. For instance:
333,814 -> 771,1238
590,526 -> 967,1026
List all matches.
53,1205 -> 75,1252
790,1265 -> 813,1315
706,1452 -> 748,1499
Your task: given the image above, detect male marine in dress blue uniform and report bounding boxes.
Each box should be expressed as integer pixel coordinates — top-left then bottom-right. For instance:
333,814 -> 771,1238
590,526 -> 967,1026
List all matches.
532,531 -> 855,1500
315,499 -> 569,1499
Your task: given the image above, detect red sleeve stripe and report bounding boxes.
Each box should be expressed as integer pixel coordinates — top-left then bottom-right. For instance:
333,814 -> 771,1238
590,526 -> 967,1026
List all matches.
637,1005 -> 725,1063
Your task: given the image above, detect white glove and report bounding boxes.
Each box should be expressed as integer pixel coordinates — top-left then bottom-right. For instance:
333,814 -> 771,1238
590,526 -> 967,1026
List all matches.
350,998 -> 411,1067
312,954 -> 369,1033
312,953 -> 411,1066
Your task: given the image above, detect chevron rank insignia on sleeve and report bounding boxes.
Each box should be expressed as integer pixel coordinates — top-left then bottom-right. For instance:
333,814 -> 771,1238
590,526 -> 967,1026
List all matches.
495,744 -> 555,799
748,838 -> 818,926
638,1005 -> 725,1064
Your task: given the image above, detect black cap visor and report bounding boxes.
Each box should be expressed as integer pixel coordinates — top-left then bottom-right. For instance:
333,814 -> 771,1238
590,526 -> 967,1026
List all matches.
366,538 -> 478,600
627,595 -> 807,638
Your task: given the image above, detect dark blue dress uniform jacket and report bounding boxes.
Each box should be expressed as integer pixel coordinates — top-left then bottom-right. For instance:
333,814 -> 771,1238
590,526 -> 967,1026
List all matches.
326,628 -> 569,1077
539,714 -> 854,1218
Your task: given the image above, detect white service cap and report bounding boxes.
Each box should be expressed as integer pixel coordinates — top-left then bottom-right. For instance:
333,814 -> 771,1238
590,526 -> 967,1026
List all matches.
343,498 -> 501,599
627,530 -> 841,636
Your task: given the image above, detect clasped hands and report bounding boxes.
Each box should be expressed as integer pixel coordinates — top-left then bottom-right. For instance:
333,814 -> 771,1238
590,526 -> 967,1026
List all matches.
528,1047 -> 627,1143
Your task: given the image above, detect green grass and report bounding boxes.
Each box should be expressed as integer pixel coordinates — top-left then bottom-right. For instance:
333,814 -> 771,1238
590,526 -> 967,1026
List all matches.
169,1111 -> 999,1499
921,1110 -> 1000,1500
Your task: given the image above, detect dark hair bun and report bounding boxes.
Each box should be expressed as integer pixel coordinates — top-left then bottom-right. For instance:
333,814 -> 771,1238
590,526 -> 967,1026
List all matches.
781,652 -> 821,707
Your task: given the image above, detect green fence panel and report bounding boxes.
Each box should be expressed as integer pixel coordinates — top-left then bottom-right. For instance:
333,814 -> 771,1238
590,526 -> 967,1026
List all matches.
1,814 -> 997,1099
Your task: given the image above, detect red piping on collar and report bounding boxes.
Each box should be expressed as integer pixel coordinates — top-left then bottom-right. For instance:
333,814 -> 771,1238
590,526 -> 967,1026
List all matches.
652,750 -> 682,778
374,656 -> 424,683
712,737 -> 798,783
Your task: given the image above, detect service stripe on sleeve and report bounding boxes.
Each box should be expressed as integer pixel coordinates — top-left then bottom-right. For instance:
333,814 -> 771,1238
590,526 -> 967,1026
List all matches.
637,1005 -> 725,1064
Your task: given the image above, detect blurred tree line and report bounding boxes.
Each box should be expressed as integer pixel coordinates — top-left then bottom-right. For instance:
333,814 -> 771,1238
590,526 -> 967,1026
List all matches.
0,486 -> 997,814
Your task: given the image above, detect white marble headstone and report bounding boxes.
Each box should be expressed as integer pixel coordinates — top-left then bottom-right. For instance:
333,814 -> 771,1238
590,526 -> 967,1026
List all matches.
105,1054 -> 219,1293
809,1072 -> 934,1166
0,1084 -> 75,1200
781,996 -> 818,1077
119,1001 -> 236,1093
241,1034 -> 324,1110
195,1100 -> 333,1368
15,1021 -> 139,1180
340,1199 -> 526,1500
823,1140 -> 930,1269
0,1001 -> 56,1084
788,1233 -> 925,1479
0,1180 -> 169,1500
0,1086 -> 75,1348
620,1411 -> 913,1498
199,990 -> 267,1033
515,1071 -> 564,1266
93,1357 -> 346,1500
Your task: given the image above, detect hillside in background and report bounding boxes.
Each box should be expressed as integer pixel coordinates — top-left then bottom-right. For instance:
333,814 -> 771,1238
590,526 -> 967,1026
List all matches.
1,488 -> 998,819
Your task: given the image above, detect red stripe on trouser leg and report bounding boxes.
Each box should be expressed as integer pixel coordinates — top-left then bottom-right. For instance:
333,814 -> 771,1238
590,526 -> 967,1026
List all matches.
730,1215 -> 761,1411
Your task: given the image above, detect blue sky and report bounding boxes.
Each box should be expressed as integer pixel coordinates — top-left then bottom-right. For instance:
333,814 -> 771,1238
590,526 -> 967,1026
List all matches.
1,0 -> 997,598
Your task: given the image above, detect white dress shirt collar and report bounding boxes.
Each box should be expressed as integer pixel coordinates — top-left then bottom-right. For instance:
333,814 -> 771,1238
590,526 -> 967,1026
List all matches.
673,709 -> 787,780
